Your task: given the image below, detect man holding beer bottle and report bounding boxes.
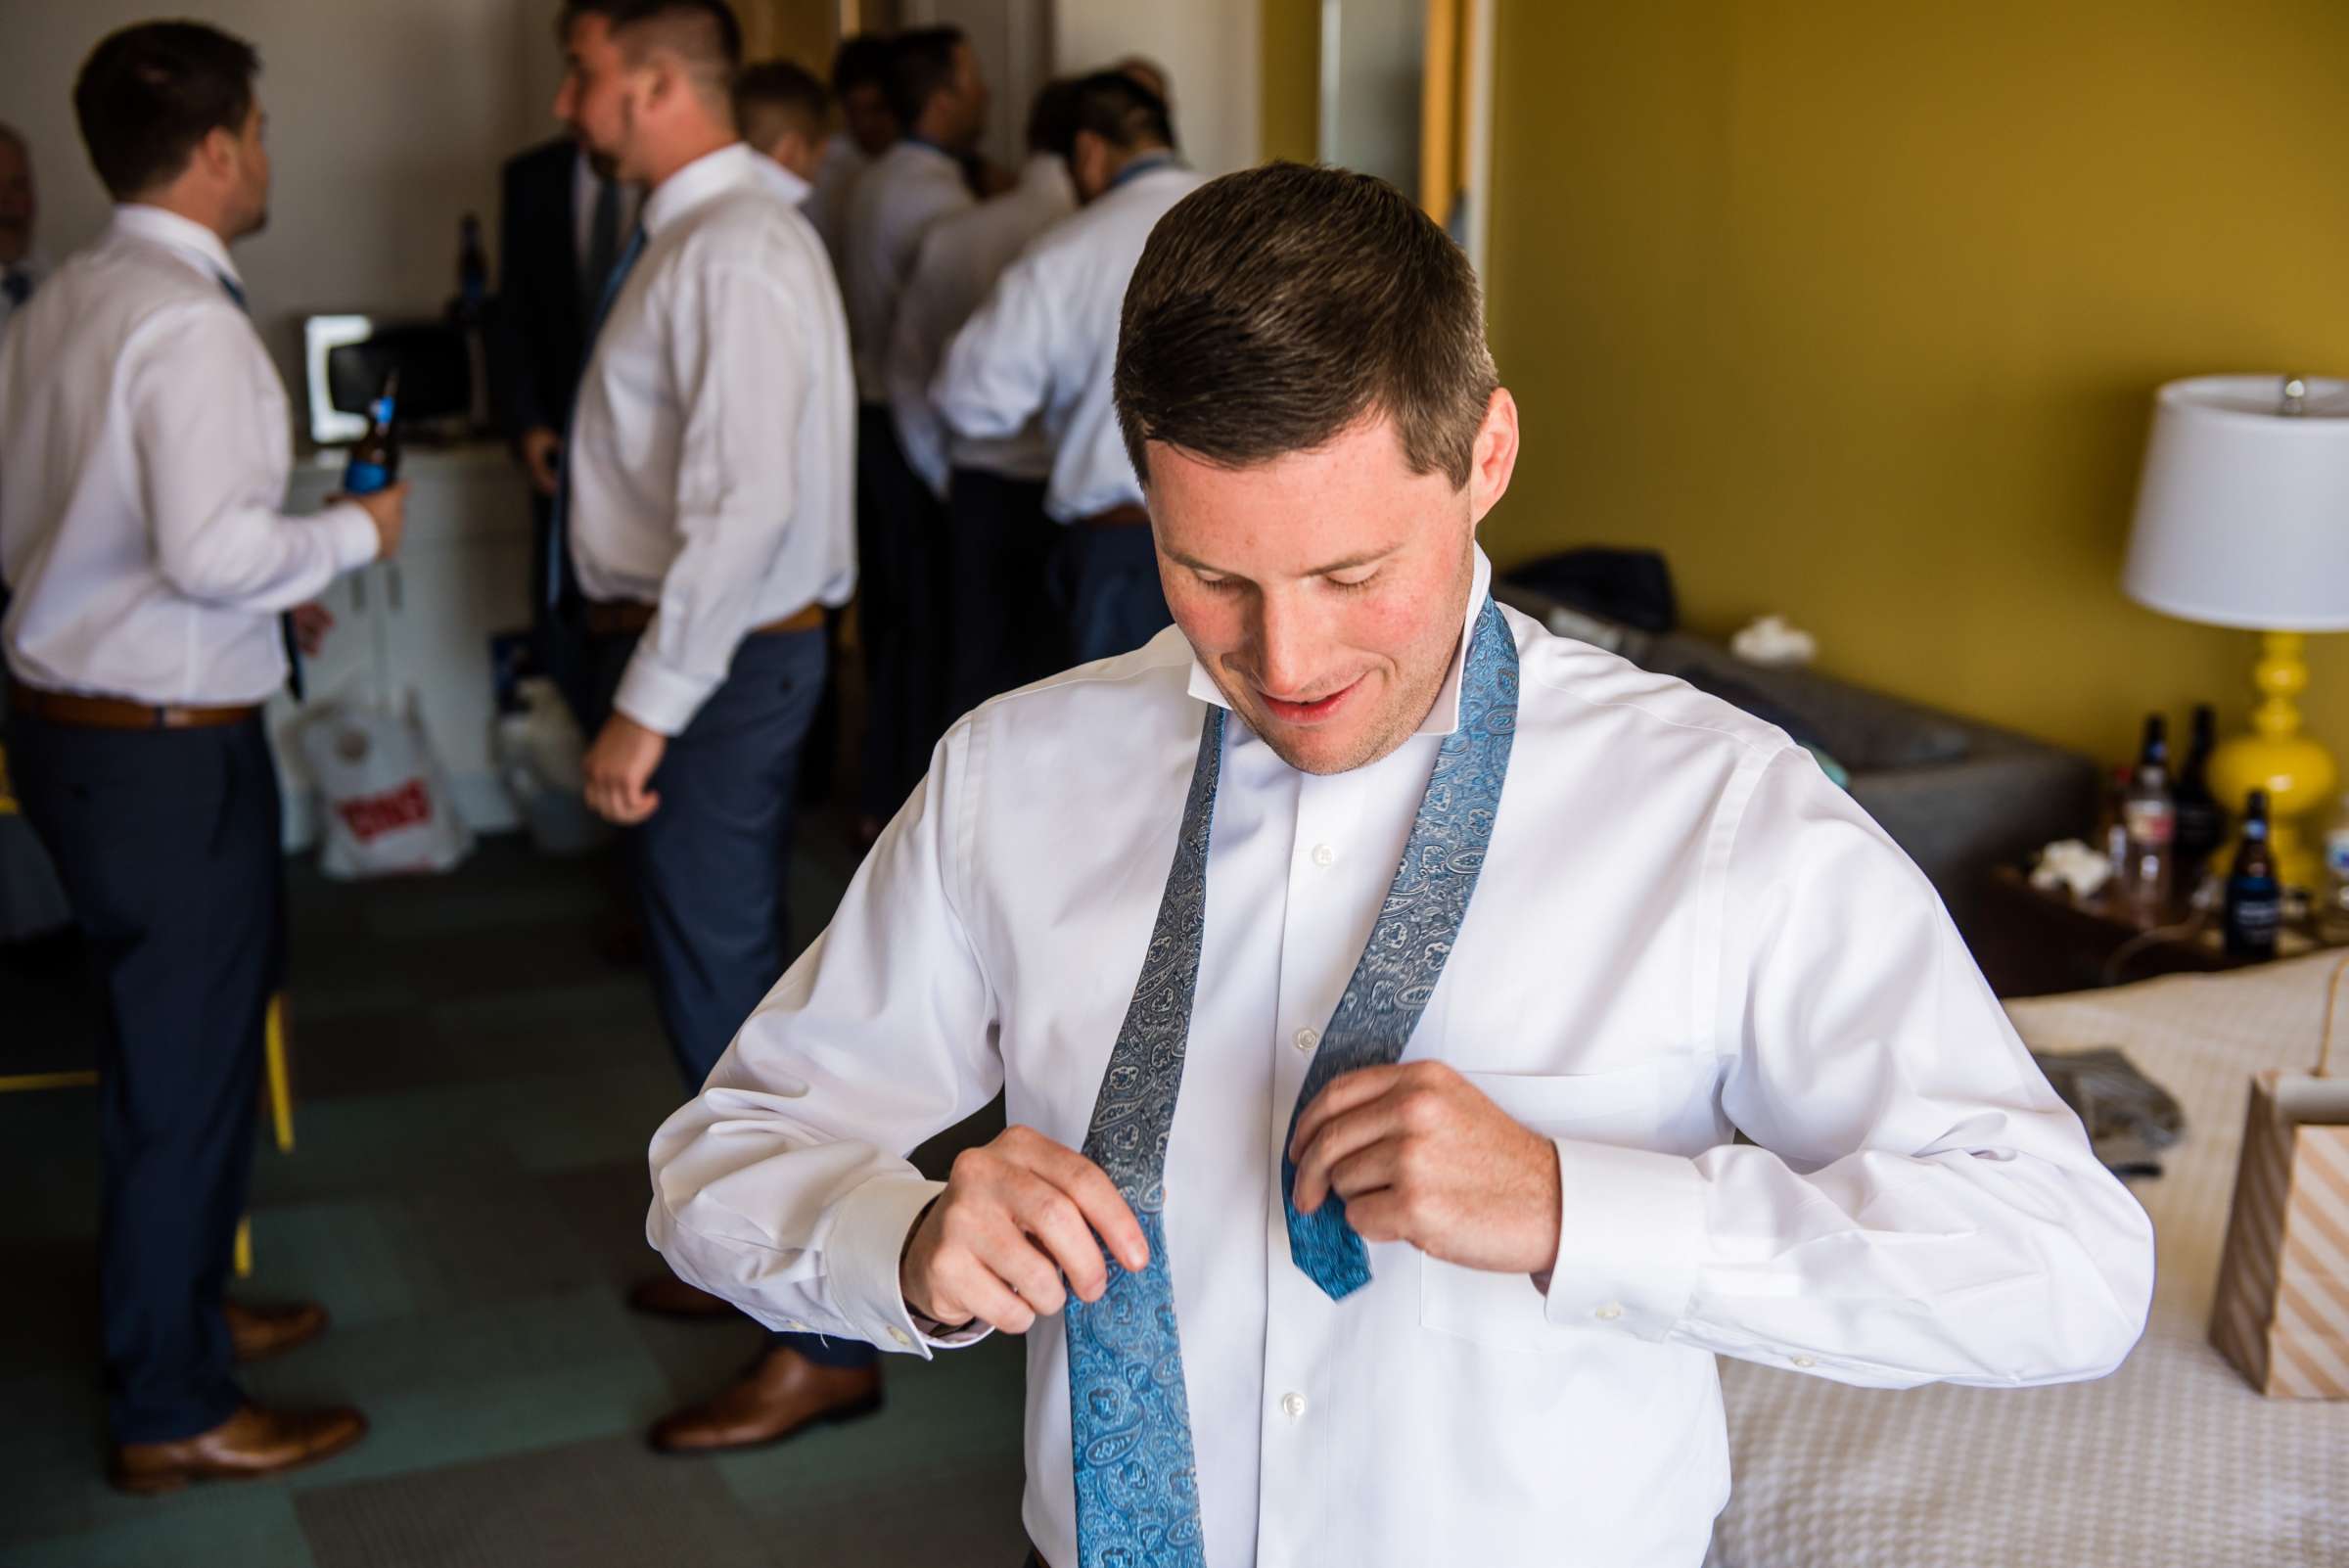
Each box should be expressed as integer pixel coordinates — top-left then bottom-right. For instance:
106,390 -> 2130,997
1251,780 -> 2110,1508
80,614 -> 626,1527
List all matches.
0,21 -> 403,1489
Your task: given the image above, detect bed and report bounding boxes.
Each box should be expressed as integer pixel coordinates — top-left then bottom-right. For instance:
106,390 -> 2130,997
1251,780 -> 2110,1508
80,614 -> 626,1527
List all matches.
1705,953 -> 2349,1568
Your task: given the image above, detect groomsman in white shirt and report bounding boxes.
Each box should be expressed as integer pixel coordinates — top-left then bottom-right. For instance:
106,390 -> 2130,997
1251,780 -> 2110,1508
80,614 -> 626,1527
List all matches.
1,22 -> 403,1491
887,78 -> 1079,714
841,25 -> 988,840
554,0 -> 872,1453
0,123 -> 40,332
649,163 -> 2153,1568
934,71 -> 1200,668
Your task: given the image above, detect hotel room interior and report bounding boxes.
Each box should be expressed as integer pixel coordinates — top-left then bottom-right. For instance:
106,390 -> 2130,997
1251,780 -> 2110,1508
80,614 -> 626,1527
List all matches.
0,1 -> 2343,1564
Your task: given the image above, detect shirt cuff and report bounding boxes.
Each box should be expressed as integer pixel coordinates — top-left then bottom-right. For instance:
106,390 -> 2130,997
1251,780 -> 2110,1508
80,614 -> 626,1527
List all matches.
318,502 -> 383,573
613,641 -> 719,738
1542,1136 -> 1708,1343
825,1173 -> 988,1357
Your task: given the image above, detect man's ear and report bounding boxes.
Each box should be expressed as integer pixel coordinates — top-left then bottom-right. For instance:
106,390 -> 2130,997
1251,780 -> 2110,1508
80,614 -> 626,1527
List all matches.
1466,387 -> 1519,528
196,123 -> 239,182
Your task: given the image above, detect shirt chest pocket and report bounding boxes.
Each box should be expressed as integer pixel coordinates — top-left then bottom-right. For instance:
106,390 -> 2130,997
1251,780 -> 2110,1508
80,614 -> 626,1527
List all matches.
1418,1060 -> 1679,1355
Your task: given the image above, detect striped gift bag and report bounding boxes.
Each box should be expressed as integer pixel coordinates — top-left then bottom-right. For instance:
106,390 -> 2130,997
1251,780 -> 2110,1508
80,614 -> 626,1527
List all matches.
2209,955 -> 2349,1398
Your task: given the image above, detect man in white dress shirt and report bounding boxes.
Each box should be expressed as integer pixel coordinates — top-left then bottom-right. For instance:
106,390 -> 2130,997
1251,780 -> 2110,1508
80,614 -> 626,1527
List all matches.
0,123 -> 40,332
648,163 -> 2154,1567
555,0 -> 872,1453
934,72 -> 1199,670
887,79 -> 1079,714
1,22 -> 404,1492
842,24 -> 988,839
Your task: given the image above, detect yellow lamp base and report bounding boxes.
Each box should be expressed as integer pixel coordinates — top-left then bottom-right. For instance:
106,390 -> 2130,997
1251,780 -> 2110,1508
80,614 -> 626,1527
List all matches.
2205,630 -> 2338,891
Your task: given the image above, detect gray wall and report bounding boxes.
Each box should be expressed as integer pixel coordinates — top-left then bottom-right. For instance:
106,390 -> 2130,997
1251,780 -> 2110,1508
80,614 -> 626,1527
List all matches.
0,0 -> 570,414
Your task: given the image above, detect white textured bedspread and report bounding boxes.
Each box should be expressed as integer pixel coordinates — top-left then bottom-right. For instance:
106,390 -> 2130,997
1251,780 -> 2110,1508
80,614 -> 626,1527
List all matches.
1706,955 -> 2349,1568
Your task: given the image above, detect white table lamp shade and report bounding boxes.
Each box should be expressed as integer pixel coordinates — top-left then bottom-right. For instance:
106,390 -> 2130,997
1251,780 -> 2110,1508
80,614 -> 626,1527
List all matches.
2122,375 -> 2349,632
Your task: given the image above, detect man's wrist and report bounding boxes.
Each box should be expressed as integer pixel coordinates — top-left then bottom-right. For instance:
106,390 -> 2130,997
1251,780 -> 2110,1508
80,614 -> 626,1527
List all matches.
898,1195 -> 974,1332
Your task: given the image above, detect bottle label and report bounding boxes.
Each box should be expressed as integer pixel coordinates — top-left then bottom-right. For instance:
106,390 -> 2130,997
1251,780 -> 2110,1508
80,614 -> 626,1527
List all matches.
343,459 -> 391,495
2327,831 -> 2349,879
2229,880 -> 2283,948
2123,800 -> 2174,847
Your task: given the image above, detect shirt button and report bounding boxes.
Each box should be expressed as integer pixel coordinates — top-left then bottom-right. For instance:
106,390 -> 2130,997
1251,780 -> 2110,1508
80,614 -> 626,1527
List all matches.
1311,843 -> 1336,868
1791,1355 -> 1816,1368
1280,1391 -> 1308,1420
1593,1303 -> 1624,1321
784,1320 -> 807,1332
1293,1027 -> 1319,1053
888,1326 -> 913,1347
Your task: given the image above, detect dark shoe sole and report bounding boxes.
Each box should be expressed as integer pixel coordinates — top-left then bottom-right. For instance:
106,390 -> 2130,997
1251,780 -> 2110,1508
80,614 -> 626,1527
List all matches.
646,1391 -> 886,1457
109,1416 -> 370,1497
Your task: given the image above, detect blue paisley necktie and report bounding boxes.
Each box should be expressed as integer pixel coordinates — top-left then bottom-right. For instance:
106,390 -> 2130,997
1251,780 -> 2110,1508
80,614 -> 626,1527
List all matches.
1066,595 -> 1518,1567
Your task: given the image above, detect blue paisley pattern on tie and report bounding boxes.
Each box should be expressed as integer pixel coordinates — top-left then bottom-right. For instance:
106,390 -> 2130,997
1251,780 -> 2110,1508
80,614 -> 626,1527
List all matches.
1281,596 -> 1518,1298
1066,596 -> 1518,1564
1067,709 -> 1223,1568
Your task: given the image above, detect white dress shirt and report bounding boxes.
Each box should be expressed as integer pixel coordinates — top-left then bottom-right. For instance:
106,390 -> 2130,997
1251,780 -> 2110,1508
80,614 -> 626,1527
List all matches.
0,207 -> 377,706
647,548 -> 2154,1568
933,161 -> 1206,524
841,139 -> 973,403
566,145 -> 855,738
886,153 -> 1077,498
804,132 -> 865,282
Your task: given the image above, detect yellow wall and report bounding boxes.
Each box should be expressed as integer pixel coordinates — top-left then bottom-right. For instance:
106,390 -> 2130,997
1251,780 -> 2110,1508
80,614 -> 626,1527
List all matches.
1483,0 -> 2349,770
1261,0 -> 1320,164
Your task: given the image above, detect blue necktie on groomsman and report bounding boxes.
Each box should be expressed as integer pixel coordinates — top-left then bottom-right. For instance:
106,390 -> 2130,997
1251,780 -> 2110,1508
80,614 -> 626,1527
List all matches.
545,225 -> 647,611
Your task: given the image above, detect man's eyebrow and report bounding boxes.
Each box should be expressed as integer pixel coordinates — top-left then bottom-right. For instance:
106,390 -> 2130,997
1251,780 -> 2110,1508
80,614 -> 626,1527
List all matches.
1164,544 -> 1403,578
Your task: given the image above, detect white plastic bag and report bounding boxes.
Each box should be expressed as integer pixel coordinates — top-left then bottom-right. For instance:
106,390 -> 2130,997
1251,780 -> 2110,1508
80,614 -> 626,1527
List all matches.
296,690 -> 473,879
494,676 -> 608,856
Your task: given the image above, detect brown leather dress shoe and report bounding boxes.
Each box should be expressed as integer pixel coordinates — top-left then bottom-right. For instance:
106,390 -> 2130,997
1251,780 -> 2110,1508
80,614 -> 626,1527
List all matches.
647,1346 -> 883,1455
627,1273 -> 743,1320
110,1403 -> 368,1495
225,1300 -> 329,1363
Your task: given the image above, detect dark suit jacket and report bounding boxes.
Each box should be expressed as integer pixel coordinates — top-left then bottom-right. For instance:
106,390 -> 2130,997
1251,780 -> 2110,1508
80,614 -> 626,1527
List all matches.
487,137 -> 586,441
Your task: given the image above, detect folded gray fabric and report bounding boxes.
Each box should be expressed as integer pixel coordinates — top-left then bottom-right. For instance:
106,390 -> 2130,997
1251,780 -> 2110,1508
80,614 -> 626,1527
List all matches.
2030,1046 -> 2186,1177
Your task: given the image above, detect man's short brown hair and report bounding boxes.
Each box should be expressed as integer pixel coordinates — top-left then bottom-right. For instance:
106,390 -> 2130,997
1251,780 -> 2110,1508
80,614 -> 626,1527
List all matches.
1115,161 -> 1497,488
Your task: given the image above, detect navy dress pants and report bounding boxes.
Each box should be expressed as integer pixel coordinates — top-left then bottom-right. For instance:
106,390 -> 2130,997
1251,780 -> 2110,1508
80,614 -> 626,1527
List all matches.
586,627 -> 875,1370
855,405 -> 951,824
944,466 -> 1062,716
10,711 -> 282,1442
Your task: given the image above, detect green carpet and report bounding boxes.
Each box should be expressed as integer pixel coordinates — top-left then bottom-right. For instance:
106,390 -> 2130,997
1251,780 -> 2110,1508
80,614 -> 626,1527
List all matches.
0,830 -> 1028,1568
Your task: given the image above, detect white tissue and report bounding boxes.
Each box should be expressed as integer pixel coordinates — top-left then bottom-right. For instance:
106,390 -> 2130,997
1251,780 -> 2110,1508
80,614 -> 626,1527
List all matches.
1730,615 -> 1818,667
2030,839 -> 2114,899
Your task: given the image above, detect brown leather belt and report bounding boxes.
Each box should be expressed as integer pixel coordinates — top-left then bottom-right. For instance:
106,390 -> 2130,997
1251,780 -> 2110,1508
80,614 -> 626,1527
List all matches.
582,601 -> 826,638
1080,503 -> 1150,530
8,679 -> 258,731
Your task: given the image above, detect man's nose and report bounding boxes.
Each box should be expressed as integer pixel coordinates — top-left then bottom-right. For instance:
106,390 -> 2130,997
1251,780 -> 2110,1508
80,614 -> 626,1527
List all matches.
1251,597 -> 1322,698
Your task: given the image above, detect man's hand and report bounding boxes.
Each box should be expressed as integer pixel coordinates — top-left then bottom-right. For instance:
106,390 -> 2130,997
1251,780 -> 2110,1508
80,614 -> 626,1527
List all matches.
583,712 -> 667,824
899,1126 -> 1149,1335
288,602 -> 335,656
519,426 -> 562,496
341,482 -> 409,561
1288,1059 -> 1563,1277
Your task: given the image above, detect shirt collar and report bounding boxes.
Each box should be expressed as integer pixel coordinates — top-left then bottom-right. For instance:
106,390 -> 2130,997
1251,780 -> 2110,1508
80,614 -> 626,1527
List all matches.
111,204 -> 238,288
1107,152 -> 1182,193
1184,547 -> 1497,740
640,142 -> 760,237
760,156 -> 813,208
